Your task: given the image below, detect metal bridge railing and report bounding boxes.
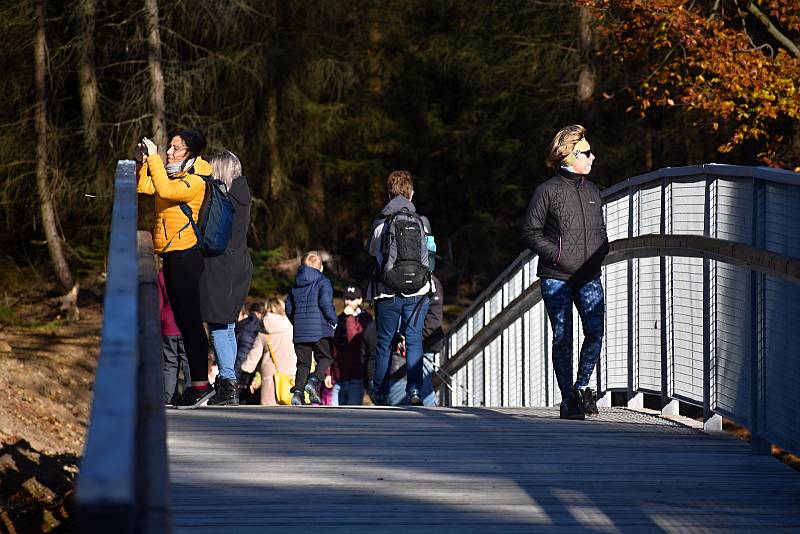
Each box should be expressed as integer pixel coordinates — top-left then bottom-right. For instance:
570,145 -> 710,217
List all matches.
437,164 -> 800,457
75,160 -> 170,533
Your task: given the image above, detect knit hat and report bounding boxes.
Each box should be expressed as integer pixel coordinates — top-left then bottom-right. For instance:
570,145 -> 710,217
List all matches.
175,129 -> 207,158
343,285 -> 362,299
561,138 -> 591,167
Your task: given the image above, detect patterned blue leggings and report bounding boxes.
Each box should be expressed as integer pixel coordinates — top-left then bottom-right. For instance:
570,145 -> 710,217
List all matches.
540,277 -> 605,402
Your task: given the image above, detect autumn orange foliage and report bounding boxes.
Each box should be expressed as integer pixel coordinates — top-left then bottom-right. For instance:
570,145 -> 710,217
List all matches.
579,0 -> 800,170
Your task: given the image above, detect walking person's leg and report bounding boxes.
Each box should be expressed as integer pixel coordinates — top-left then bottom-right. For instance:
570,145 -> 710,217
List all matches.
162,335 -> 180,404
303,338 -> 332,405
573,276 -> 605,415
422,353 -> 437,406
401,295 -> 430,405
373,297 -> 403,404
292,343 -> 312,405
207,322 -> 239,405
540,278 -> 583,419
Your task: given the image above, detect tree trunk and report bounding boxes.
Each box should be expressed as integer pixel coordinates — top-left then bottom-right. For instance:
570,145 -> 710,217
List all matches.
308,158 -> 326,240
145,0 -> 167,156
265,87 -> 287,199
35,0 -> 74,290
576,6 -> 595,124
77,0 -> 99,162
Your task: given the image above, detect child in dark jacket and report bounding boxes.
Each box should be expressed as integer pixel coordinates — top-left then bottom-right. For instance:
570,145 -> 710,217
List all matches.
285,251 -> 338,405
331,285 -> 373,405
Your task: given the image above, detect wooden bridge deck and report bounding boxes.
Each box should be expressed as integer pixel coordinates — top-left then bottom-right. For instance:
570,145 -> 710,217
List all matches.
167,406 -> 800,532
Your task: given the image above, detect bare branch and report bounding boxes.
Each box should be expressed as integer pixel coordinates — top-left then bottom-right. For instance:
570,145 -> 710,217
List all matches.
746,1 -> 800,59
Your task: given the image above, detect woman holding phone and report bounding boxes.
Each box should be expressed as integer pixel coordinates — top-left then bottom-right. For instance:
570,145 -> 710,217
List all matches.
135,130 -> 216,409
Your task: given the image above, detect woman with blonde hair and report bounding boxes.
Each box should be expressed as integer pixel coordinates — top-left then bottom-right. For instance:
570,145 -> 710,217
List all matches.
239,296 -> 298,405
198,149 -> 253,406
521,124 -> 608,420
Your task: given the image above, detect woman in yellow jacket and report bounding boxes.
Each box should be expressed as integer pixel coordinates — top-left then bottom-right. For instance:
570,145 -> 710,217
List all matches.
137,130 -> 216,408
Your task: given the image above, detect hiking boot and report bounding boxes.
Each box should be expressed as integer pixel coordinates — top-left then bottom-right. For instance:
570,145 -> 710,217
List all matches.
305,375 -> 322,405
575,386 -> 599,416
208,378 -> 239,406
559,395 -> 586,420
290,389 -> 306,406
174,385 -> 215,410
408,388 -> 423,406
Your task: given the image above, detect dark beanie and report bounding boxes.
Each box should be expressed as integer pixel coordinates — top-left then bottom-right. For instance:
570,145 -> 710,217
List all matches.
175,129 -> 207,157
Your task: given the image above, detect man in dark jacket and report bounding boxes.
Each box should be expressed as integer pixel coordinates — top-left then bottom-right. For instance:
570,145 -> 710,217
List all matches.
285,251 -> 338,405
521,124 -> 608,420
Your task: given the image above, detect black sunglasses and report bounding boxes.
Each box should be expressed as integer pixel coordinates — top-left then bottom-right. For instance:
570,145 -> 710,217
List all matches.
579,150 -> 593,157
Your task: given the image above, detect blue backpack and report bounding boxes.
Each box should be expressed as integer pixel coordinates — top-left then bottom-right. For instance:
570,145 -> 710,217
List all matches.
180,175 -> 235,256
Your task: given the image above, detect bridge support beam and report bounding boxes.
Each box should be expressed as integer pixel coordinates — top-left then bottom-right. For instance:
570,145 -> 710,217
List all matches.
627,392 -> 644,410
703,413 -> 723,433
661,399 -> 679,416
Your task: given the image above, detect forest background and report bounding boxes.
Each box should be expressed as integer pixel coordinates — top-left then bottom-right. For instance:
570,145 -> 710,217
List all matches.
2,0 -> 799,307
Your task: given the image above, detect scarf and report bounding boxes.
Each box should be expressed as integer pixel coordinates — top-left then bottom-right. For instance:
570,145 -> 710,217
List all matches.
166,157 -> 196,177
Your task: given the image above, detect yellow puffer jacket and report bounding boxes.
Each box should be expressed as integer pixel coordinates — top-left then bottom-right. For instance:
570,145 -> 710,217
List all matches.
137,155 -> 211,253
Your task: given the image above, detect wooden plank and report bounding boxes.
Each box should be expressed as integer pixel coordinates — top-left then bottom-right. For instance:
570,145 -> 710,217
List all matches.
167,407 -> 800,532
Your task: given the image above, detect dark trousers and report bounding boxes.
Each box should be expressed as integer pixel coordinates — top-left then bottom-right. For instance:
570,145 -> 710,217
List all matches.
540,277 -> 605,403
161,248 -> 209,382
293,338 -> 333,390
162,335 -> 190,403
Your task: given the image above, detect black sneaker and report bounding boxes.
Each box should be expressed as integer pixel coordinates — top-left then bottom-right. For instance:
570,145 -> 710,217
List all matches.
559,395 -> 586,420
174,385 -> 215,410
290,389 -> 306,406
305,376 -> 322,405
408,388 -> 423,406
208,378 -> 239,406
575,386 -> 599,416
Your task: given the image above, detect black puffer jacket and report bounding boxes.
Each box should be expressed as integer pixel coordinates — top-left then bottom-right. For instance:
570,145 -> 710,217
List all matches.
521,170 -> 608,285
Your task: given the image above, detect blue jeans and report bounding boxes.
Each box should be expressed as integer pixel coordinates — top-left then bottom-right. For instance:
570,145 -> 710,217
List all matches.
332,379 -> 364,405
388,356 -> 437,406
540,277 -> 605,403
374,295 -> 430,398
208,322 -> 237,380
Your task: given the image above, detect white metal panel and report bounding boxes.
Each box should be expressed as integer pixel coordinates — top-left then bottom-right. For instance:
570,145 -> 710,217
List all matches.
602,262 -> 628,390
714,178 -> 754,245
668,179 -> 706,235
604,195 -> 630,241
764,276 -> 800,453
471,351 -> 485,407
502,318 -> 523,406
485,337 -> 502,407
668,256 -> 704,402
712,262 -> 751,424
764,183 -> 800,258
636,185 -> 662,236
636,257 -> 661,392
524,305 -> 547,407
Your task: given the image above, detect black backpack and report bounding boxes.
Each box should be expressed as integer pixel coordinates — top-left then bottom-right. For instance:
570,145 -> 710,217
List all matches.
379,207 -> 430,292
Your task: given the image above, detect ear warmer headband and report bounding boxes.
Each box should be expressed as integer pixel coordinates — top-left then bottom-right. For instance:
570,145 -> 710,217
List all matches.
561,138 -> 591,167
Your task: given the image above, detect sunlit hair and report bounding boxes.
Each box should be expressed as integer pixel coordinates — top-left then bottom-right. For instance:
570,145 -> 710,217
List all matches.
265,296 -> 285,316
387,170 -> 413,199
545,124 -> 587,168
301,250 -> 323,270
210,150 -> 242,190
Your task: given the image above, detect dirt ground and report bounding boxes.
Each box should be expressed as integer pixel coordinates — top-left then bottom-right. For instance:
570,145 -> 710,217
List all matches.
0,284 -> 102,534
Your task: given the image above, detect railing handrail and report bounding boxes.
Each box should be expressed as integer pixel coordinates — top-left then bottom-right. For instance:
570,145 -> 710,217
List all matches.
438,233 -> 800,382
76,160 -> 170,533
445,164 -> 800,335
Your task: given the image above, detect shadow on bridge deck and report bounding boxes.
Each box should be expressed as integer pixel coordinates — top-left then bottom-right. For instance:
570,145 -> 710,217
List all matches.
167,406 -> 800,532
